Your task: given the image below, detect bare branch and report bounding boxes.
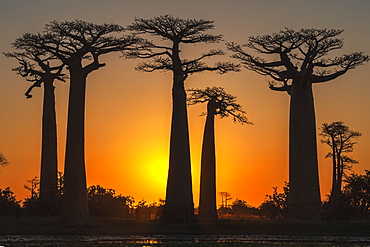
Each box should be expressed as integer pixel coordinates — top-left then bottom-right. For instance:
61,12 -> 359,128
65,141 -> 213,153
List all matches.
268,80 -> 292,95
182,49 -> 225,66
135,57 -> 172,72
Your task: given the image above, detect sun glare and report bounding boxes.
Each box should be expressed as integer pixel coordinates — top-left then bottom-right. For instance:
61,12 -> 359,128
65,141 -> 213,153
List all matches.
144,155 -> 168,188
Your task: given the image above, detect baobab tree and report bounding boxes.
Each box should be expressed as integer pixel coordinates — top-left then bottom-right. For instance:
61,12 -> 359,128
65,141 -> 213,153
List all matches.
127,15 -> 239,222
4,48 -> 65,215
14,20 -> 142,226
320,121 -> 361,220
228,28 -> 369,219
187,87 -> 251,221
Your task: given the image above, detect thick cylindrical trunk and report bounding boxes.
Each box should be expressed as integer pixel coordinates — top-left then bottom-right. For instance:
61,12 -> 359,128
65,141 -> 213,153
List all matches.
199,101 -> 217,221
39,80 -> 58,215
162,78 -> 194,222
61,68 -> 92,227
162,44 -> 194,222
288,81 -> 321,220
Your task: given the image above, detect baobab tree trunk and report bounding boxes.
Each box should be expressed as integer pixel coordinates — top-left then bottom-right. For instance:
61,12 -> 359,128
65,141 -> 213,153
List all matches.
331,152 -> 338,202
323,181 -> 342,220
61,69 -> 92,227
288,81 -> 321,220
199,100 -> 218,221
322,160 -> 343,220
162,77 -> 194,222
39,79 -> 58,215
322,155 -> 338,220
162,42 -> 194,223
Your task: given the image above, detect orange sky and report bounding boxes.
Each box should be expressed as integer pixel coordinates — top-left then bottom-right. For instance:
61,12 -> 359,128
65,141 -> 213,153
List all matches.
1,0 -> 370,207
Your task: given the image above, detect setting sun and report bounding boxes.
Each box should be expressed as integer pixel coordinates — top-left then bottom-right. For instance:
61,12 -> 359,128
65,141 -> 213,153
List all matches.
143,152 -> 168,189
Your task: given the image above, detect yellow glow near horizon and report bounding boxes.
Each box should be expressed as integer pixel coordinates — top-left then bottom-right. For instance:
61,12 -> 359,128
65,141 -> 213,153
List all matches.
144,154 -> 168,189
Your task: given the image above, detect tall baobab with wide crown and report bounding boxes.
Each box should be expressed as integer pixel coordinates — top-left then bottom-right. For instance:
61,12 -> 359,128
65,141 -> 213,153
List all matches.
187,86 -> 251,221
127,15 -> 239,222
4,48 -> 65,215
14,20 -> 142,226
228,28 -> 369,220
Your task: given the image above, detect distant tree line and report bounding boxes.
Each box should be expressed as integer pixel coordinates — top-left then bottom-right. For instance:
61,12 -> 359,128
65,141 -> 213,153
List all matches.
2,169 -> 370,221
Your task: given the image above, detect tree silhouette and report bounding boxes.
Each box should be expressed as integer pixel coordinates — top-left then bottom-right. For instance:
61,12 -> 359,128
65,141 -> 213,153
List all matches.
24,176 -> 40,201
259,183 -> 290,219
0,187 -> 20,217
0,153 -> 8,167
14,20 -> 142,226
87,185 -> 128,218
187,86 -> 250,221
320,121 -> 361,220
228,28 -> 369,219
230,199 -> 257,218
342,170 -> 370,219
218,191 -> 232,208
127,15 -> 239,222
4,48 -> 65,215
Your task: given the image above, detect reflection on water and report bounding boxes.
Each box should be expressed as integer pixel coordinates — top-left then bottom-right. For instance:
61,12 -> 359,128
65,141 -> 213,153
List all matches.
0,235 -> 370,246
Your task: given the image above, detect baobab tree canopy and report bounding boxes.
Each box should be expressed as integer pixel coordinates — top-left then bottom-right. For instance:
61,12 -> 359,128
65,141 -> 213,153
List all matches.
187,86 -> 251,124
320,121 -> 362,165
13,20 -> 141,73
228,28 -> 369,92
126,15 -> 240,76
129,14 -> 222,43
3,50 -> 66,98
